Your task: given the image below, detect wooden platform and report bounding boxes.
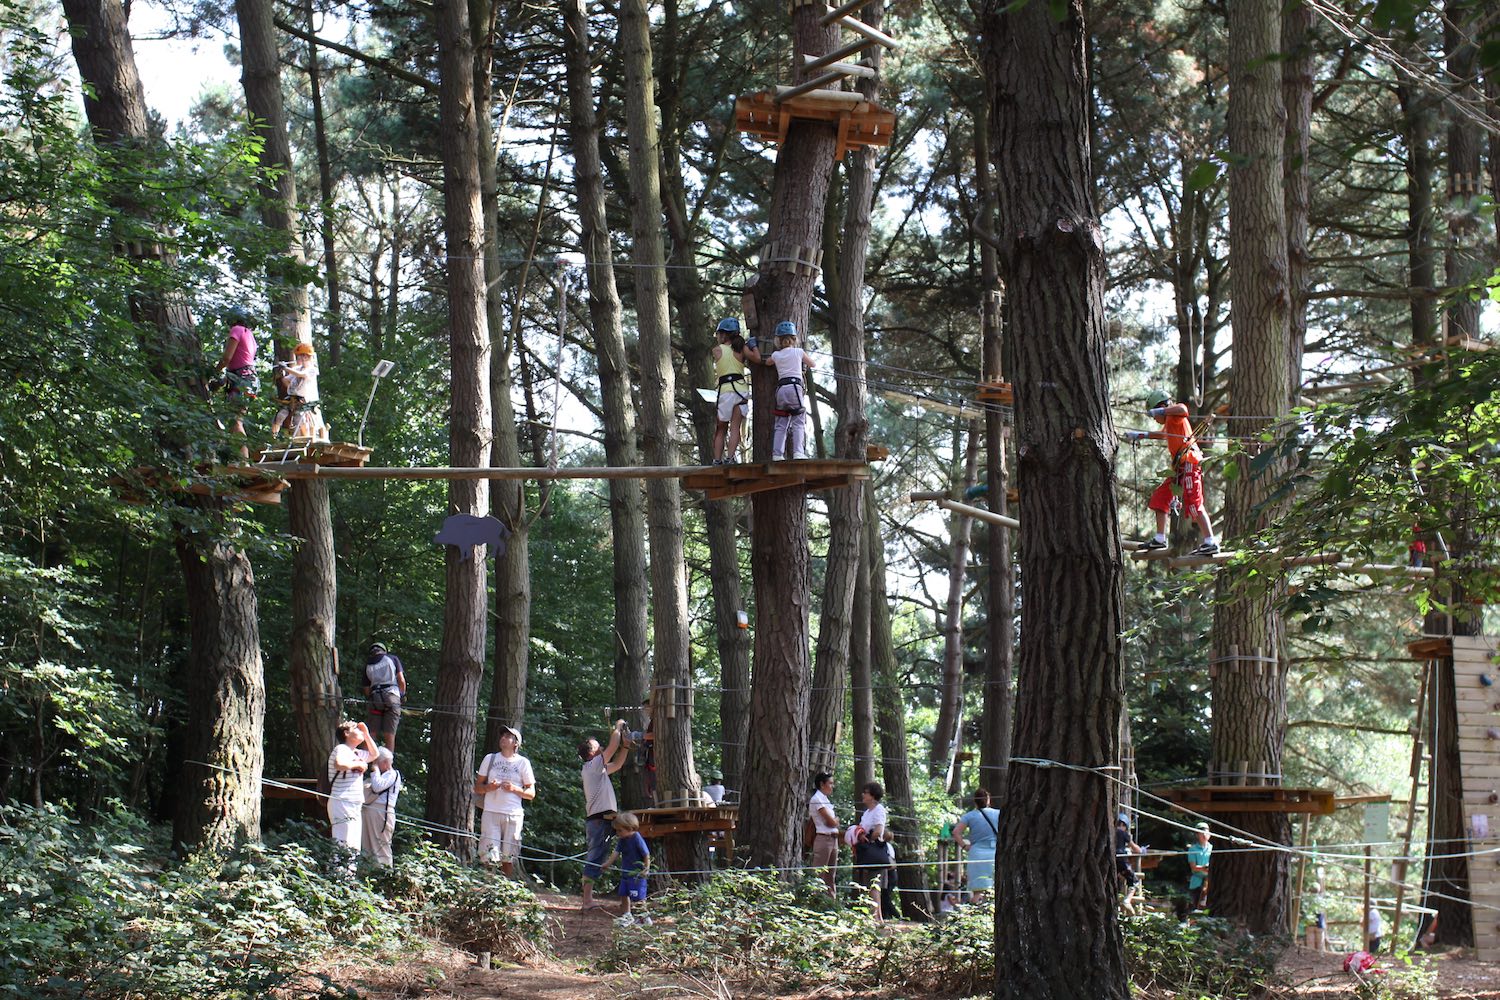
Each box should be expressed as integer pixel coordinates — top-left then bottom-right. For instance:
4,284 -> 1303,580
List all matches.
1452,636 -> 1500,959
977,381 -> 1014,405
734,90 -> 895,159
635,805 -> 738,867
1158,785 -> 1337,816
111,465 -> 288,506
255,440 -> 373,468
682,458 -> 871,500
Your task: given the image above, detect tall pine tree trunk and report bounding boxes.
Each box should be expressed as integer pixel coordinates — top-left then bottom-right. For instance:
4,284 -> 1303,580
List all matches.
975,114 -> 1014,801
851,514 -> 876,793
980,1 -> 1128,995
741,2 -> 840,871
620,0 -> 702,858
63,0 -> 266,853
560,0 -> 651,803
1208,0 -> 1293,933
427,0 -> 493,858
866,489 -> 932,919
930,421 -> 978,777
234,0 -> 342,789
809,2 -> 881,778
300,0 -> 343,364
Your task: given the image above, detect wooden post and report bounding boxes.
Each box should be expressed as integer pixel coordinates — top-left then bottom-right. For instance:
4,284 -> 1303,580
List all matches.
1290,811 -> 1311,935
1389,657 -> 1431,953
1362,845 -> 1373,953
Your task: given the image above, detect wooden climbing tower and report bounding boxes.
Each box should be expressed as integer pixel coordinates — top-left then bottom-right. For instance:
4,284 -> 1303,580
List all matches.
1408,634 -> 1500,961
733,0 -> 898,162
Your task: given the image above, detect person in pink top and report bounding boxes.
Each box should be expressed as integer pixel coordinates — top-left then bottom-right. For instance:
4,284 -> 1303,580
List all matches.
212,311 -> 259,444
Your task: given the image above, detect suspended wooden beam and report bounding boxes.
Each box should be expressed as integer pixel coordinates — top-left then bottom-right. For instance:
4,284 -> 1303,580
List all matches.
802,54 -> 876,78
250,462 -> 718,482
833,13 -> 899,49
802,37 -> 882,76
776,73 -> 857,104
821,0 -> 872,25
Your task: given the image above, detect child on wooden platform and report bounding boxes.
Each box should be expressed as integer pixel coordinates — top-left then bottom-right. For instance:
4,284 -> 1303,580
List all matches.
278,342 -> 327,441
765,320 -> 815,460
1125,390 -> 1220,556
211,310 -> 259,448
710,317 -> 759,465
606,811 -> 652,927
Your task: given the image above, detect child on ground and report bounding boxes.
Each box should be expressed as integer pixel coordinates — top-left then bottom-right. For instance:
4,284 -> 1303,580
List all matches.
710,317 -> 759,465
1125,391 -> 1220,556
606,811 -> 652,927
765,320 -> 815,460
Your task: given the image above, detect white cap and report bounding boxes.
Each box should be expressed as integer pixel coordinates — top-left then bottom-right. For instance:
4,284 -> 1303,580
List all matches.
375,747 -> 394,762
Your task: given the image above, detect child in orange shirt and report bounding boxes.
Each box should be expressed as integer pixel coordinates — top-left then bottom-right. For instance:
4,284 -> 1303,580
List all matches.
1126,391 -> 1220,556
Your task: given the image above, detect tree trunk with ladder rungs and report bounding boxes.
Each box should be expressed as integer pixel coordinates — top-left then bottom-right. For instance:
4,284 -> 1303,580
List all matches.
741,2 -> 842,871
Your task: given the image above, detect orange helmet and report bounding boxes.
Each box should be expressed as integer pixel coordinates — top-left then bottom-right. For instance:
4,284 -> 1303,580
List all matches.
293,342 -> 314,355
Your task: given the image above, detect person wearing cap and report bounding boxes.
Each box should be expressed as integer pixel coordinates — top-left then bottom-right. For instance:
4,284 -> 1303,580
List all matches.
761,320 -> 815,460
1123,391 -> 1220,557
1187,821 -> 1212,911
363,642 -> 407,751
703,768 -> 726,805
474,724 -> 535,876
1114,811 -> 1143,915
362,746 -> 402,868
710,317 -> 760,465
327,719 -> 378,854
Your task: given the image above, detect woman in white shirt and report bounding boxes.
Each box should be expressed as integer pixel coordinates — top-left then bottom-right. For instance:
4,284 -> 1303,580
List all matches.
853,781 -> 888,921
764,321 -> 815,460
327,720 -> 377,852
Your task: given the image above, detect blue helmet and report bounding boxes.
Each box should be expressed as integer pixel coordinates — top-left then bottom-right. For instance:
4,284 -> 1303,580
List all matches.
716,317 -> 740,335
774,320 -> 797,339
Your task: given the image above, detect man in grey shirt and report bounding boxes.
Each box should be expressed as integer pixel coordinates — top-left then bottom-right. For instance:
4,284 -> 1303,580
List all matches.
579,719 -> 630,909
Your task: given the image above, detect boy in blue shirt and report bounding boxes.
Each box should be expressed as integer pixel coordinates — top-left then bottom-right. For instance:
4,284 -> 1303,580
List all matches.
1187,822 -> 1212,912
606,811 -> 652,927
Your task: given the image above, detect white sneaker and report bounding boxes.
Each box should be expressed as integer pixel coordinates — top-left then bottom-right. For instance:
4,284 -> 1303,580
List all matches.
614,913 -> 635,927
638,915 -> 653,926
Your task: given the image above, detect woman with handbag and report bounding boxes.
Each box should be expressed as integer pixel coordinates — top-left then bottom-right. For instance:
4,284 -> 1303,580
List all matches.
952,788 -> 1001,902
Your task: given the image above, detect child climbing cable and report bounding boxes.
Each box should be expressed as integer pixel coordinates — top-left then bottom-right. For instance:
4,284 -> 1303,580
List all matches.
1125,391 -> 1221,556
765,320 -> 815,460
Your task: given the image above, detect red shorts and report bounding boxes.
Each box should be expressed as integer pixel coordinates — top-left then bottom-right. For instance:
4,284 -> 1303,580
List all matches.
1148,463 -> 1204,518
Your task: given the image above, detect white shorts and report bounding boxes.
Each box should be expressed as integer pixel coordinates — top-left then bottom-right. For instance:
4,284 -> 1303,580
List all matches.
480,810 -> 524,862
716,391 -> 748,423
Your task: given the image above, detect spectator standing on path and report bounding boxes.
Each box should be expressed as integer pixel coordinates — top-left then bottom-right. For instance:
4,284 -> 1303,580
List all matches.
579,720 -> 631,910
474,725 -> 535,876
327,720 -> 378,854
808,772 -> 841,897
851,781 -> 889,922
361,747 -> 402,867
1187,822 -> 1212,912
952,788 -> 1002,902
363,642 -> 407,750
1367,905 -> 1383,953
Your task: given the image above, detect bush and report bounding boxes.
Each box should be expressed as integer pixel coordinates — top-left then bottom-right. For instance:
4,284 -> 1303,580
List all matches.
597,871 -> 888,989
1123,911 -> 1285,998
0,804 -> 549,998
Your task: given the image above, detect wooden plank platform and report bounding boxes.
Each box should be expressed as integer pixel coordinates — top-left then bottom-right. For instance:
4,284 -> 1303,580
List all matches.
111,465 -> 288,506
977,381 -> 1014,405
1408,636 -> 1455,658
256,440 -> 373,468
635,805 -> 738,868
1158,785 -> 1337,816
682,458 -> 871,500
734,90 -> 895,159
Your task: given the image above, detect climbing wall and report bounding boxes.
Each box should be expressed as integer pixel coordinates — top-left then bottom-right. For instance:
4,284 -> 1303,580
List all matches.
1452,636 -> 1500,960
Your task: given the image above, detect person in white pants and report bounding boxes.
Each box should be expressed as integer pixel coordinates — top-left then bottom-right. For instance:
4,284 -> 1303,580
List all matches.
327,720 -> 377,854
362,747 -> 402,867
765,321 -> 815,460
474,724 -> 536,876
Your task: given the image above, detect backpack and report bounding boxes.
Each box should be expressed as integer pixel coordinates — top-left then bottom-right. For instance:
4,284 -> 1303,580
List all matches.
802,817 -> 817,851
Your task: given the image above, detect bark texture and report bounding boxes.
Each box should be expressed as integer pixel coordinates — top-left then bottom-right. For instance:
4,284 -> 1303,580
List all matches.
620,0 -> 702,855
1209,0 -> 1294,933
234,0 -> 341,789
560,0 -> 651,802
808,2 -> 880,778
63,0 -> 266,853
929,421 -> 978,778
428,0 -> 493,858
981,1 -> 1128,995
741,2 -> 840,871
975,114 -> 1013,800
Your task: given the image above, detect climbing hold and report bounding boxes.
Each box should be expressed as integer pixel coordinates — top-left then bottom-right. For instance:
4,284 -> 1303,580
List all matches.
1488,728 -> 1500,741
1488,791 -> 1499,805
1482,673 -> 1495,687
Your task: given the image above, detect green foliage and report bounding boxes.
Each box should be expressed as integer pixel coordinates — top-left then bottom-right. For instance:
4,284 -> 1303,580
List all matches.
0,805 -> 548,998
1123,912 -> 1284,998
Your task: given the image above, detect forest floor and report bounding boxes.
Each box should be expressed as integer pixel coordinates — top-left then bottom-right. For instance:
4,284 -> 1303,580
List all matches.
305,891 -> 1500,1000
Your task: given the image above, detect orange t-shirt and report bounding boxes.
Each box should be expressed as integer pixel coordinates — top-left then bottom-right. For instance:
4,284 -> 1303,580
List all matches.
1157,409 -> 1201,467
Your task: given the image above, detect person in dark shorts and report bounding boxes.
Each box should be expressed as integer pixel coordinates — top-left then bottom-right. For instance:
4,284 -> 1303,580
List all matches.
606,811 -> 652,927
363,642 -> 406,750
